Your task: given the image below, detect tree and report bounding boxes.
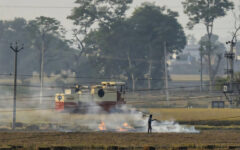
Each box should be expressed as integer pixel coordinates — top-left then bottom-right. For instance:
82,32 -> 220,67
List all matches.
85,3 -> 186,90
0,18 -> 33,73
0,18 -> 76,76
182,0 -> 234,90
28,16 -> 65,103
28,17 -> 65,73
130,3 -> 186,89
199,34 -> 226,84
67,0 -> 133,77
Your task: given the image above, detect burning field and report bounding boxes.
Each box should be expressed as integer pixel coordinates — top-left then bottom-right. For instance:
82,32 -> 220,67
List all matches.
1,105 -> 240,149
0,105 -> 198,133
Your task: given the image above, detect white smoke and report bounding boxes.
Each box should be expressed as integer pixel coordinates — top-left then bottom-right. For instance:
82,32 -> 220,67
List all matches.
74,104 -> 200,133
152,120 -> 199,133
1,94 -> 199,133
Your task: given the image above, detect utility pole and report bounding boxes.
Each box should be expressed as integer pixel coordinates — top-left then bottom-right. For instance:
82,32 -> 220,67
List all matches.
40,40 -> 44,104
229,41 -> 235,91
223,18 -> 240,107
225,41 -> 235,92
199,45 -> 204,92
164,41 -> 169,103
224,40 -> 235,107
10,42 -> 24,130
147,60 -> 152,90
200,54 -> 203,92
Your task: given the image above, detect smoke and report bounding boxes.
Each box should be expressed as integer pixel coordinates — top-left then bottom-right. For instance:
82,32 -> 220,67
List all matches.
152,120 -> 198,133
0,91 -> 199,133
68,104 -> 199,133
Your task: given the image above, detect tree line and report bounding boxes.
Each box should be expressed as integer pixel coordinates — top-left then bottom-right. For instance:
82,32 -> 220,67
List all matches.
0,0 -> 236,90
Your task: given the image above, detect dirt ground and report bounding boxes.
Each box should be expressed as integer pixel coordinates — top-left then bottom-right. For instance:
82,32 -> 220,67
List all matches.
0,130 -> 240,149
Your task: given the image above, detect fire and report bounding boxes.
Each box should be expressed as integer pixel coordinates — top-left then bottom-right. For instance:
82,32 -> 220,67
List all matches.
123,122 -> 133,129
98,121 -> 133,132
117,122 -> 133,132
98,121 -> 106,131
118,127 -> 127,132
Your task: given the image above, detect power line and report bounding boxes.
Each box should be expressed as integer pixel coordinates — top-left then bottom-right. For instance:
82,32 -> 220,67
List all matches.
0,5 -> 74,9
129,81 -> 240,93
126,94 -> 227,103
0,80 -> 237,94
0,5 -> 182,9
0,73 -> 168,81
0,95 -> 54,101
0,94 -> 231,113
0,90 -> 224,102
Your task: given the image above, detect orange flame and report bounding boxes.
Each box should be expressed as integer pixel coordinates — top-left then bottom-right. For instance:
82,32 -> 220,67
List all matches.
98,121 -> 106,131
117,122 -> 133,132
118,127 -> 127,132
123,122 -> 133,129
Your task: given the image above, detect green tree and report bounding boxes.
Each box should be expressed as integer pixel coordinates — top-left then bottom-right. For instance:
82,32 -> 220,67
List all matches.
182,0 -> 234,90
0,18 -> 75,76
131,3 -> 186,89
28,16 -> 66,103
67,0 -> 133,77
85,3 -> 186,90
199,34 -> 226,82
0,18 -> 33,73
28,16 -> 65,75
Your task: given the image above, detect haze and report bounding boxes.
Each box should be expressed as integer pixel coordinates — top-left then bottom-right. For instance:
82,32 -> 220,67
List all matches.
0,0 -> 238,42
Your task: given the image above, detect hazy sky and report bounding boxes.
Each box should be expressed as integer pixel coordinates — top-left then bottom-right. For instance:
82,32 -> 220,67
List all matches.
0,0 -> 239,43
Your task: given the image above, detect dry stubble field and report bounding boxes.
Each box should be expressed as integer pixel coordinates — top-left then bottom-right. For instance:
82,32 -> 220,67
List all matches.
0,108 -> 239,149
0,131 -> 240,149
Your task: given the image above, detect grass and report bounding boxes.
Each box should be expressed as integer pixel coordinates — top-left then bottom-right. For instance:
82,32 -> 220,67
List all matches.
146,108 -> 240,130
0,131 -> 239,149
147,108 -> 240,121
1,108 -> 240,130
171,74 -> 210,81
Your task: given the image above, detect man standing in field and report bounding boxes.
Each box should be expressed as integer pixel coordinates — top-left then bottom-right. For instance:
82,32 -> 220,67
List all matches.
148,114 -> 156,133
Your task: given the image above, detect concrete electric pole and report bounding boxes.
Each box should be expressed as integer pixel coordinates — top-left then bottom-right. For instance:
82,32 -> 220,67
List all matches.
224,40 -> 235,107
10,42 -> 24,130
225,41 -> 235,93
199,45 -> 204,92
40,40 -> 44,104
164,41 -> 169,103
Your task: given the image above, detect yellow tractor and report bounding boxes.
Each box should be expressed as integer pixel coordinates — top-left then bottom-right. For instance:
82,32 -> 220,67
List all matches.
55,82 -> 126,112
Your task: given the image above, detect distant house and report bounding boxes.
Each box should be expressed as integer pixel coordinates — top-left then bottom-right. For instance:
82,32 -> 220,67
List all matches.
169,44 -> 200,66
182,44 -> 200,60
169,44 -> 200,75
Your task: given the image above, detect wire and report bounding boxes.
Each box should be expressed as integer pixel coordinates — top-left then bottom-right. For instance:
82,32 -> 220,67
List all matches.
0,83 -> 71,89
0,95 -> 54,101
0,92 -> 223,102
126,94 -> 227,104
0,81 -> 237,96
0,94 -> 231,113
0,73 -> 167,81
0,107 -> 55,112
128,81 -> 240,93
0,5 -> 74,9
0,4 -> 183,9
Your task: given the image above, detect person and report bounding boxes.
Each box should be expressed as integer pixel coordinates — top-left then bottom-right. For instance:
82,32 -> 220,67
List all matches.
148,114 -> 156,133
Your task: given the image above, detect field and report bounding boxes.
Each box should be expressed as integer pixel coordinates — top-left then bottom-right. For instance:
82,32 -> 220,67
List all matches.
0,108 -> 239,130
147,108 -> 240,121
0,131 -> 240,149
0,77 -> 238,150
146,108 -> 240,130
171,74 -> 210,81
0,108 -> 239,149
